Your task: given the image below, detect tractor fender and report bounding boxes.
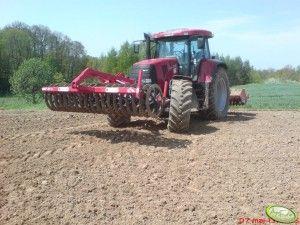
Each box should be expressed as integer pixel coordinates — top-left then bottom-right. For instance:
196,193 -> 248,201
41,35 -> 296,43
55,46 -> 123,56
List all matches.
197,59 -> 227,83
215,60 -> 227,71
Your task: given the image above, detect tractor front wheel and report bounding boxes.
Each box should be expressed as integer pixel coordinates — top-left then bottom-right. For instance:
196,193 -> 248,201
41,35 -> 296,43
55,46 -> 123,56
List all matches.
167,79 -> 193,133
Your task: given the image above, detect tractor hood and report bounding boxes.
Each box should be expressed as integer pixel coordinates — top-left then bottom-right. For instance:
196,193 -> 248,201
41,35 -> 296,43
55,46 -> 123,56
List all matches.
131,57 -> 179,88
133,57 -> 178,66
131,57 -> 178,79
133,57 -> 178,76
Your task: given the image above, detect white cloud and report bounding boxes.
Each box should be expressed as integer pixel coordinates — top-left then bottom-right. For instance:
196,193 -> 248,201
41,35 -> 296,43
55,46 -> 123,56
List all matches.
203,15 -> 256,33
204,15 -> 300,46
206,15 -> 300,68
222,25 -> 300,47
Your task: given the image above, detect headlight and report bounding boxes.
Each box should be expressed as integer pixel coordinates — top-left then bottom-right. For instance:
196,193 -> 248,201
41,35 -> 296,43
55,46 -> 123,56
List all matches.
142,78 -> 152,84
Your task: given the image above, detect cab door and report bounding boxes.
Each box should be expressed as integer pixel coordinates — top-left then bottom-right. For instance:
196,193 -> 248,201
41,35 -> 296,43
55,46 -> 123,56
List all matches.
190,38 -> 202,81
190,38 -> 211,81
195,39 -> 215,83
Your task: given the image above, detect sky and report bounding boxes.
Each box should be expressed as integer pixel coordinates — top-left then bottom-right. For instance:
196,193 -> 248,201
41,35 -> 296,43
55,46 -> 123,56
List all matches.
0,0 -> 300,69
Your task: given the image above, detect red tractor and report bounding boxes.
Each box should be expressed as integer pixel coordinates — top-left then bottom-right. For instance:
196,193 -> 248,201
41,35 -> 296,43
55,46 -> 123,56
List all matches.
42,28 -> 234,132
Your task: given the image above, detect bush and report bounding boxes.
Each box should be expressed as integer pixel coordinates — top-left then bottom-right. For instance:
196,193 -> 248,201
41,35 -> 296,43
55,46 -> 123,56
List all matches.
219,55 -> 252,86
10,58 -> 54,103
249,70 -> 262,83
53,72 -> 65,84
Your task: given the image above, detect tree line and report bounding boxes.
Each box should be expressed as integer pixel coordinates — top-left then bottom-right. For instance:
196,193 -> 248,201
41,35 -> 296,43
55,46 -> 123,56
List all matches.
0,22 -> 299,102
0,22 -> 87,94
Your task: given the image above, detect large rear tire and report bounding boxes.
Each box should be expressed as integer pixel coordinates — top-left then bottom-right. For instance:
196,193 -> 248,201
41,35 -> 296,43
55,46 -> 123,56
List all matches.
107,114 -> 131,127
207,67 -> 230,119
167,79 -> 193,133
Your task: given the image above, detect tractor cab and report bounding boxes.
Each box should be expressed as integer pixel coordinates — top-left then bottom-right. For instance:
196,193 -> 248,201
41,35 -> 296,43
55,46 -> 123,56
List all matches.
133,28 -> 213,81
154,35 -> 210,79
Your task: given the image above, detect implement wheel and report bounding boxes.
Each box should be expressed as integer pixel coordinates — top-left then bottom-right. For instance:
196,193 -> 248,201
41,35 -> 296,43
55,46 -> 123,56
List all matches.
167,79 -> 193,133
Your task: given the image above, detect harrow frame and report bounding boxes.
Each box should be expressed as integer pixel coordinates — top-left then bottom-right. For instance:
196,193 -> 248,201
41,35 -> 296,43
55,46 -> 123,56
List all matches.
42,68 -> 166,117
42,68 -> 143,98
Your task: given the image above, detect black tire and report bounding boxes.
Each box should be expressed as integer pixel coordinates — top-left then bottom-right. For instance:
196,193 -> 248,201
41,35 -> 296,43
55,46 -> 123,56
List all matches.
167,79 -> 193,132
107,113 -> 131,127
207,67 -> 230,119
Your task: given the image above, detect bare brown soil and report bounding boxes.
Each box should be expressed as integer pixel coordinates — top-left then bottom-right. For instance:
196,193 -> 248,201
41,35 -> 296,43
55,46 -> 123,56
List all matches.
0,110 -> 299,225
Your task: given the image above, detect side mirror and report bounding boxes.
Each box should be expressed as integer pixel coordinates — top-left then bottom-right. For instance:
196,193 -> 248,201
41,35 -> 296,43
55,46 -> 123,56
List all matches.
211,55 -> 216,59
197,37 -> 205,49
133,43 -> 140,53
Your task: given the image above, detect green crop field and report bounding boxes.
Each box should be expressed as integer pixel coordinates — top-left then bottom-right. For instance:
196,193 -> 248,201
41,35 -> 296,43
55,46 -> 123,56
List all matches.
232,80 -> 300,110
1,79 -> 300,111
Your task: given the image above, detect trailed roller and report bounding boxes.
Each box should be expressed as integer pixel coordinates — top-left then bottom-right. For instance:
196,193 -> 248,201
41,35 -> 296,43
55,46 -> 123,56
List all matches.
229,88 -> 249,105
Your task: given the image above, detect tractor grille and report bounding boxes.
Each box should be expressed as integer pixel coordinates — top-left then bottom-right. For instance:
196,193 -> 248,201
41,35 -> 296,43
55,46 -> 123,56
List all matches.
130,64 -> 157,84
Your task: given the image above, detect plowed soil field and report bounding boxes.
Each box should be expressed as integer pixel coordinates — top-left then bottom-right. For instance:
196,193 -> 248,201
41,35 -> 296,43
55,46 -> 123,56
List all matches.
0,110 -> 299,224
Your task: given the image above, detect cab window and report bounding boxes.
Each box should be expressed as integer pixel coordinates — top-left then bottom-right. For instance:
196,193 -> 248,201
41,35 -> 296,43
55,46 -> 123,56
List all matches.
190,37 -> 210,62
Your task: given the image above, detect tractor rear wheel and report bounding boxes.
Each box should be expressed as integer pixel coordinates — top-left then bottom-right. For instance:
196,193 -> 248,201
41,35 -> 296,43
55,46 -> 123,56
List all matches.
207,67 -> 230,119
167,79 -> 193,133
107,113 -> 131,127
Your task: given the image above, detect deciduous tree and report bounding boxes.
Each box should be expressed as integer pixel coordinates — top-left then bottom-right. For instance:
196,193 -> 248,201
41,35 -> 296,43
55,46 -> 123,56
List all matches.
10,58 -> 54,103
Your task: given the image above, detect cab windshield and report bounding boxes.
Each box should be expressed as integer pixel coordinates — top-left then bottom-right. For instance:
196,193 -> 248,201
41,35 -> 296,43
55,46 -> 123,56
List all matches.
156,39 -> 189,74
157,39 -> 188,64
155,37 -> 208,76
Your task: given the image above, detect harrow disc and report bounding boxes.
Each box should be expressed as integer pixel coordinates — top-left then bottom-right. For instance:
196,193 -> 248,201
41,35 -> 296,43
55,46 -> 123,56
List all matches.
43,84 -> 164,118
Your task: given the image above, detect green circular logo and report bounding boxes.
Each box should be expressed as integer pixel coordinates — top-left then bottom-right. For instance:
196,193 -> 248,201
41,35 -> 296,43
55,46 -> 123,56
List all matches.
266,205 -> 297,224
